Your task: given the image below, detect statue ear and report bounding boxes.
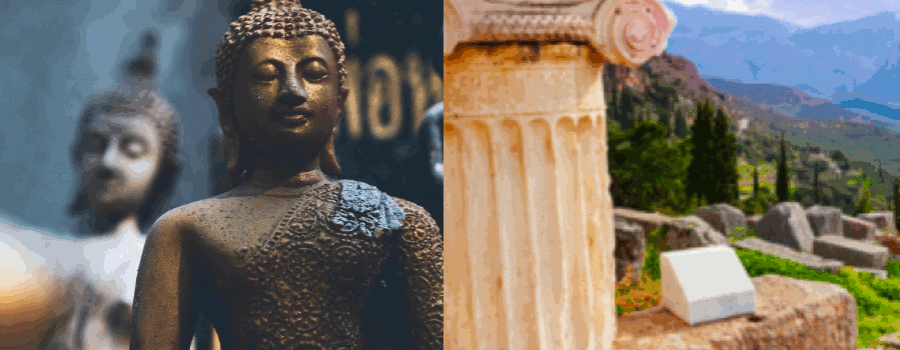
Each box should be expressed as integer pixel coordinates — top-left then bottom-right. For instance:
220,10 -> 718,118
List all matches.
320,130 -> 341,177
208,87 -> 244,188
335,87 -> 349,117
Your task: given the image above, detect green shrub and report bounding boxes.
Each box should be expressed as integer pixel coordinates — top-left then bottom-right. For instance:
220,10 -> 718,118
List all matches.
886,260 -> 900,279
643,225 -> 666,280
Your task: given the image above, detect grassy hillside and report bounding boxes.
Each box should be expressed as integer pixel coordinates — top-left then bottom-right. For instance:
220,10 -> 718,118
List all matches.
604,52 -> 900,215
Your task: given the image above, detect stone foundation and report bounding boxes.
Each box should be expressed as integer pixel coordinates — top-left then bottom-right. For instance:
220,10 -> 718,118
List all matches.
614,274 -> 857,350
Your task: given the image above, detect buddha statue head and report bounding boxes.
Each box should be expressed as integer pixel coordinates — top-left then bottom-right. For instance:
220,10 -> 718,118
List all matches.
208,0 -> 349,189
68,31 -> 182,235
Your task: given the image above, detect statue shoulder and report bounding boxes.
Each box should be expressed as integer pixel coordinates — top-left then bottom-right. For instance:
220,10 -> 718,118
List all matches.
390,197 -> 441,240
391,198 -> 436,223
147,200 -> 208,239
330,180 -> 406,238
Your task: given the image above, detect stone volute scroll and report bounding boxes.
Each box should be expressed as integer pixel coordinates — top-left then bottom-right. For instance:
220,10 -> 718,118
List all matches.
443,0 -> 676,67
444,0 -> 674,350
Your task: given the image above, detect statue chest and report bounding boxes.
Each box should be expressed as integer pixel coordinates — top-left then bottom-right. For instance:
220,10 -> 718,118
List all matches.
204,183 -> 396,292
195,181 -> 407,348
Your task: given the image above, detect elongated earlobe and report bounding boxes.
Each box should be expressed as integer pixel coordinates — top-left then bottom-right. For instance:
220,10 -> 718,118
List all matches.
208,87 -> 244,189
320,130 -> 341,177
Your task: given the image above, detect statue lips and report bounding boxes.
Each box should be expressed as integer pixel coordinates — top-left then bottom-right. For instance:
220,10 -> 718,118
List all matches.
274,106 -> 312,127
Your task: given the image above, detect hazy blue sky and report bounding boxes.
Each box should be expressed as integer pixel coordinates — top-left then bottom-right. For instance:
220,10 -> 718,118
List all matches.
663,0 -> 900,28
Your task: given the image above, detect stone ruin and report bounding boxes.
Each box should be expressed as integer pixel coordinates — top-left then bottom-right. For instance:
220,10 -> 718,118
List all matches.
614,203 -> 900,348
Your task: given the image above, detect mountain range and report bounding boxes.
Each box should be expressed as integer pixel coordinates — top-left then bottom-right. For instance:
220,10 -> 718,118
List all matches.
663,2 -> 900,120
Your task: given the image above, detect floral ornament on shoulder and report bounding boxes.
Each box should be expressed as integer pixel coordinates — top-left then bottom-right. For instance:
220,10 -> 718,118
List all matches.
329,180 -> 406,238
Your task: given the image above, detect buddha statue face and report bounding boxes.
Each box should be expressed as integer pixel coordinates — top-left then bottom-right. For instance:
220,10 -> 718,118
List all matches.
217,35 -> 346,166
69,88 -> 181,234
207,1 -> 348,187
79,113 -> 162,216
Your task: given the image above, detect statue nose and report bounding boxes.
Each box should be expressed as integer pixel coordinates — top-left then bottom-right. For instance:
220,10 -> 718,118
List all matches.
100,142 -> 121,173
279,73 -> 308,105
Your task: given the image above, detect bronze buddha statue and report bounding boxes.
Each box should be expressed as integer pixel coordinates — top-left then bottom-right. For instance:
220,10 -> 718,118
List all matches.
129,1 -> 443,349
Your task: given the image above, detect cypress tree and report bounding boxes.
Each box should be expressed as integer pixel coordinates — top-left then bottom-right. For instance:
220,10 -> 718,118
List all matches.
688,100 -> 714,206
753,165 -> 759,198
893,179 -> 900,232
674,108 -> 688,138
711,108 -> 739,205
879,162 -> 884,183
776,132 -> 790,202
813,163 -> 820,204
663,113 -> 673,138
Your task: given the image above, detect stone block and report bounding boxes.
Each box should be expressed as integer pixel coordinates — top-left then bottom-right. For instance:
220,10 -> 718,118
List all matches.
746,215 -> 762,230
615,219 -> 646,283
756,202 -> 816,253
806,205 -> 843,237
852,267 -> 888,280
813,235 -> 889,269
731,238 -> 844,274
660,246 -> 756,326
858,211 -> 896,234
879,331 -> 900,348
666,216 -> 729,251
614,275 -> 858,350
614,207 -> 676,238
844,215 -> 878,240
694,203 -> 747,236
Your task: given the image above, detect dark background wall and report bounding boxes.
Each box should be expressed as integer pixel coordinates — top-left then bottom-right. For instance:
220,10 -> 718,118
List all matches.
0,0 -> 442,238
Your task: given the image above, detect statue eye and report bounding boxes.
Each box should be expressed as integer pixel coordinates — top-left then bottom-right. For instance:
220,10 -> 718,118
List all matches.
303,60 -> 328,81
252,63 -> 279,81
121,137 -> 147,158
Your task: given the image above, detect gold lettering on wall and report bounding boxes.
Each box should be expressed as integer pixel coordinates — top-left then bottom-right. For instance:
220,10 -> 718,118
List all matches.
366,54 -> 403,141
345,8 -> 360,48
404,53 -> 428,134
429,66 -> 443,111
340,8 -> 443,141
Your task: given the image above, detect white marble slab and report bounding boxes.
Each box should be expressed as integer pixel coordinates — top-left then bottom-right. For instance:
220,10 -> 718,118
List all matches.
660,245 -> 757,326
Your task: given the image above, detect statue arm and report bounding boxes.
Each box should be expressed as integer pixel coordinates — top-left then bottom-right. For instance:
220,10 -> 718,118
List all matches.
391,199 -> 444,350
130,210 -> 200,350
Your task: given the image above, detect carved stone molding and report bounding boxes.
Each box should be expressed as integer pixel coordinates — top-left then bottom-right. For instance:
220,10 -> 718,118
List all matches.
444,0 -> 676,67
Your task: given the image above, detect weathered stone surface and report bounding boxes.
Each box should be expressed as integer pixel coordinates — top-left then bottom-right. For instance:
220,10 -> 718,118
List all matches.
614,275 -> 858,350
746,215 -> 762,231
694,203 -> 747,237
813,235 -> 890,269
844,215 -> 878,240
666,216 -> 729,251
879,330 -> 900,348
614,207 -> 678,239
859,211 -> 896,234
732,238 -> 844,274
615,219 -> 646,283
806,205 -> 844,237
875,236 -> 900,256
445,41 -> 632,350
756,202 -> 816,253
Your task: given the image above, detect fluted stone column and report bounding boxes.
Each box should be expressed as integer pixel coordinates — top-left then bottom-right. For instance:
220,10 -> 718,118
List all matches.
444,1 -> 675,349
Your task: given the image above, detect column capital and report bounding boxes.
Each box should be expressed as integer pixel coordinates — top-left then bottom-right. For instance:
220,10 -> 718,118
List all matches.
444,0 -> 676,67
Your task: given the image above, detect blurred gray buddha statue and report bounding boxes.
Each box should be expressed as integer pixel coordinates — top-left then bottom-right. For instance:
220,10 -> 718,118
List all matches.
44,30 -> 183,350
